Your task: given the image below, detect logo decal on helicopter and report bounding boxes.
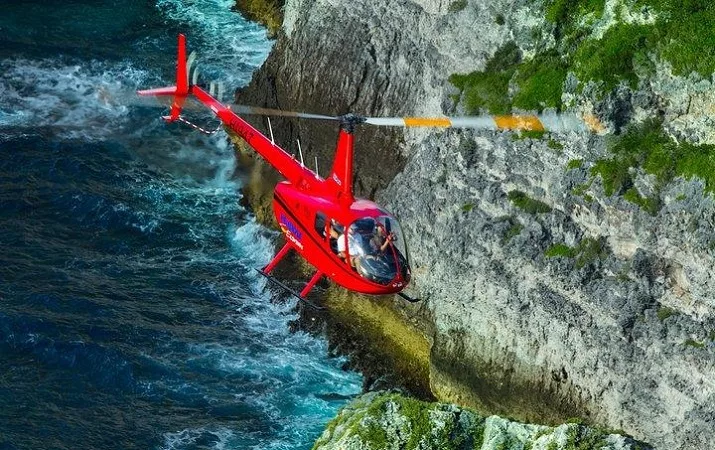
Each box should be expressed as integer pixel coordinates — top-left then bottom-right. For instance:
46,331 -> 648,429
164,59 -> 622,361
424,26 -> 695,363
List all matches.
279,213 -> 304,250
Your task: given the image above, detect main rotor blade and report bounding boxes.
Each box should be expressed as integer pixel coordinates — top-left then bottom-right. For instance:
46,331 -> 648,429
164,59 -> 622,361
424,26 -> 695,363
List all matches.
231,104 -> 339,121
364,114 -> 606,134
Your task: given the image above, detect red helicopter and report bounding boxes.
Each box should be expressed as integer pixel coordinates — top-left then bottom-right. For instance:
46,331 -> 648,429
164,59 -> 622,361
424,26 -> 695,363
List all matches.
139,34 -> 601,307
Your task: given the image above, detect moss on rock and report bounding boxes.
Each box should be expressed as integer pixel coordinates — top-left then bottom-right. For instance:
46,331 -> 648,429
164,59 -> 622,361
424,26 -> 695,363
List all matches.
313,392 -> 650,450
233,0 -> 284,37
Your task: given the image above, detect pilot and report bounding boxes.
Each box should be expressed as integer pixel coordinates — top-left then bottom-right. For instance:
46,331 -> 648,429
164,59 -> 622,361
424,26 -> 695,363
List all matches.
369,227 -> 395,254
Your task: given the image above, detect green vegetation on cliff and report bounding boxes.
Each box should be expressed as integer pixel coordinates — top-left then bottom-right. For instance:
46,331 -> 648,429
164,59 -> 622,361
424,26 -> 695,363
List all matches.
449,42 -> 521,114
590,118 -> 715,214
545,238 -> 607,268
450,2 -> 715,215
449,42 -> 567,113
313,392 -> 648,450
233,0 -> 284,37
508,190 -> 553,214
449,1 -> 715,114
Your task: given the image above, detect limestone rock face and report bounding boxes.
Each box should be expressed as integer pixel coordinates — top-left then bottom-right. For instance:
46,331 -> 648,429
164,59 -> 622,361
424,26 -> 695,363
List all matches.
238,1 -> 715,449
313,392 -> 648,450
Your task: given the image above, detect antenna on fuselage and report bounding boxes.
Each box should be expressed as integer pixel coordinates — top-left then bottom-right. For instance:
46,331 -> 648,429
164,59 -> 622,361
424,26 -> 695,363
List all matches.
297,139 -> 304,167
314,156 -> 319,176
266,117 -> 275,146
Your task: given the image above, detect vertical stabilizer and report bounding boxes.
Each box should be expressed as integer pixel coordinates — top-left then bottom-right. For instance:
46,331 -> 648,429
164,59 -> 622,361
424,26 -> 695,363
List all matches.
169,33 -> 188,121
137,34 -> 189,122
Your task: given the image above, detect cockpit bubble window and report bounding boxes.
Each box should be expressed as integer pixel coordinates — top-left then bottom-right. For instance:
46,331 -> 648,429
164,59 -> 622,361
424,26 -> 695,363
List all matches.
346,216 -> 410,285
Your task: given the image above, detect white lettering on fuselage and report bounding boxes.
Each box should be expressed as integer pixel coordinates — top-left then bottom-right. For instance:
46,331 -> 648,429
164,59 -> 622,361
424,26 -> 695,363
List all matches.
331,173 -> 342,186
284,230 -> 304,250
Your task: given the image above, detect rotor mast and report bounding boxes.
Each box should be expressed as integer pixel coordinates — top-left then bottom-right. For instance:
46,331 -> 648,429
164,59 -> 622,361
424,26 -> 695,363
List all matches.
327,114 -> 366,205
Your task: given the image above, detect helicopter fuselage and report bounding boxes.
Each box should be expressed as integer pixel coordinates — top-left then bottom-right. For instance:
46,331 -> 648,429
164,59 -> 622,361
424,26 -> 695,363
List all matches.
273,182 -> 408,295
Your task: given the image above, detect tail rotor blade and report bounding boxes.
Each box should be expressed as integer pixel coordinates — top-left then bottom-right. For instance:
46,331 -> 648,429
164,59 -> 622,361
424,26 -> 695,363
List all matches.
186,51 -> 197,87
217,82 -> 225,102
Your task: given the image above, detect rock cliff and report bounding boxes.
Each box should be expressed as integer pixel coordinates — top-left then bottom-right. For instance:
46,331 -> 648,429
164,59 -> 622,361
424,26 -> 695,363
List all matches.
312,392 -> 647,450
236,1 -> 715,449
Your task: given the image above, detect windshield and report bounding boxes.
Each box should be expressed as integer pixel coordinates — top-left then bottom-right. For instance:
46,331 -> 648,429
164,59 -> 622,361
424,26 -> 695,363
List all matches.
345,216 -> 410,285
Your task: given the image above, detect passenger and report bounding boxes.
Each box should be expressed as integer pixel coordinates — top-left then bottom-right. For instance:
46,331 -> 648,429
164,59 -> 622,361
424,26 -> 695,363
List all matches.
337,228 -> 362,268
326,219 -> 343,254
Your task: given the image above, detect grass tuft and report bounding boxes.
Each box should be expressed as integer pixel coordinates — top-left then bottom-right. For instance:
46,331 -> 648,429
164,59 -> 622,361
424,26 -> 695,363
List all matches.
545,244 -> 576,258
567,159 -> 584,170
657,306 -> 677,321
507,190 -> 552,214
545,238 -> 606,268
504,222 -> 524,242
590,118 -> 715,212
684,338 -> 705,349
512,50 -> 568,110
448,0 -> 468,13
623,187 -> 660,215
572,23 -> 655,90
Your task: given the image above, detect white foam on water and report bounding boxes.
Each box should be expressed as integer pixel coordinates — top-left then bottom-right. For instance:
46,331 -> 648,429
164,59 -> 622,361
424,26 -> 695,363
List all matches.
0,58 -> 149,139
155,0 -> 273,89
181,334 -> 361,447
161,427 -> 236,450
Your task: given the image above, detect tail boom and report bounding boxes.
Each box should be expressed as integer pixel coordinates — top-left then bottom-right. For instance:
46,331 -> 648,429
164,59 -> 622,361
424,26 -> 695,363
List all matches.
192,86 -> 312,185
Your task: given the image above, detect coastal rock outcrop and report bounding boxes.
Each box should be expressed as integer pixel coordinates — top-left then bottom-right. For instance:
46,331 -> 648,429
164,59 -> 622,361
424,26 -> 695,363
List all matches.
236,1 -> 715,449
313,392 -> 647,450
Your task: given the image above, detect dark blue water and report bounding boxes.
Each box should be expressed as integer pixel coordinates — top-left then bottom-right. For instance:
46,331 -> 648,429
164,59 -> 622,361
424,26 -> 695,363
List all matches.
0,2 -> 361,449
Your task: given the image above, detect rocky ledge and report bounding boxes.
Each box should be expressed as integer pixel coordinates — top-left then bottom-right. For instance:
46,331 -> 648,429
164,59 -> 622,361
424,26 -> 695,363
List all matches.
313,392 -> 648,450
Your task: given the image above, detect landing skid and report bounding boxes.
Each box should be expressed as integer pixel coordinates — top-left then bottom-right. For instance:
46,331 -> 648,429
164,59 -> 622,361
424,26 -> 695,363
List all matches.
256,268 -> 326,311
398,292 -> 421,303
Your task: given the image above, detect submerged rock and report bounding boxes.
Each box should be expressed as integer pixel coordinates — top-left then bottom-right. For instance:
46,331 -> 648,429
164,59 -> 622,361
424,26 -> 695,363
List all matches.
313,392 -> 648,450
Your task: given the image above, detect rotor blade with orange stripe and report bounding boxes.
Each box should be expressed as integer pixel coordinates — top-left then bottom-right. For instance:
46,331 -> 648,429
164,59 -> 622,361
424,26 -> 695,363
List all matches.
365,114 -> 604,133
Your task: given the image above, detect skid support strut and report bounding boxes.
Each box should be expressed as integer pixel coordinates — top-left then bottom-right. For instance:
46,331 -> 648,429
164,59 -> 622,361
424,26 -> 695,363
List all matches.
256,243 -> 325,310
262,242 -> 292,274
300,271 -> 324,298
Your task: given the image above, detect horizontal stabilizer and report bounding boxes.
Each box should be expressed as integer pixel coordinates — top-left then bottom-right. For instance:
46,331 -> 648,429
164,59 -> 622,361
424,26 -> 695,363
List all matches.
137,86 -> 178,97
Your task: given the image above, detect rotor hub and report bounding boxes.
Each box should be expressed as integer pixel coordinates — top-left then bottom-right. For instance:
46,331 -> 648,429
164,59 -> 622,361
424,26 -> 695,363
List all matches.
338,113 -> 366,133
